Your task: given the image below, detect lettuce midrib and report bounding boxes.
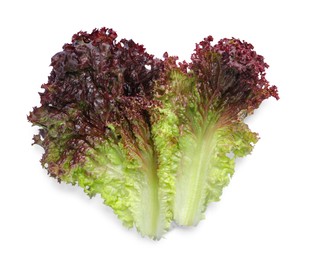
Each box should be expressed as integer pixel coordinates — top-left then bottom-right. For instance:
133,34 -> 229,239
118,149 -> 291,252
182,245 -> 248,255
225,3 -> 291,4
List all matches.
174,119 -> 220,225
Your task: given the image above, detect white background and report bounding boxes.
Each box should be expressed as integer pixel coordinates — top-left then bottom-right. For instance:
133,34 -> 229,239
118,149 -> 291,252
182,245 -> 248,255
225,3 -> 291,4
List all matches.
1,0 -> 311,259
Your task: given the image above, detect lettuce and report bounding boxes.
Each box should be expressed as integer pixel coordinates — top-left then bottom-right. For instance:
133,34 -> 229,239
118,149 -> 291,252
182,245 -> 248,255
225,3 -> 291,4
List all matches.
28,27 -> 278,239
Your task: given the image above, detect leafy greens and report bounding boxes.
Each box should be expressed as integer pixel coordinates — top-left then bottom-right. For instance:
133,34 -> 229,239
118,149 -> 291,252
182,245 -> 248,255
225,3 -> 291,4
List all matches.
28,27 -> 278,239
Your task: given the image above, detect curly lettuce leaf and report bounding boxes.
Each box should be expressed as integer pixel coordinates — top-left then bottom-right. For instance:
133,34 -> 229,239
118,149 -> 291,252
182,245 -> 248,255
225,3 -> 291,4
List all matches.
154,37 -> 278,226
28,28 -> 172,239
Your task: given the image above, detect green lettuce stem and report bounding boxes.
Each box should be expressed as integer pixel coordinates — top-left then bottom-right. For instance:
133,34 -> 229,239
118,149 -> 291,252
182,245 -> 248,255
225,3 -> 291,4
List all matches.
174,123 -> 217,226
133,148 -> 163,239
